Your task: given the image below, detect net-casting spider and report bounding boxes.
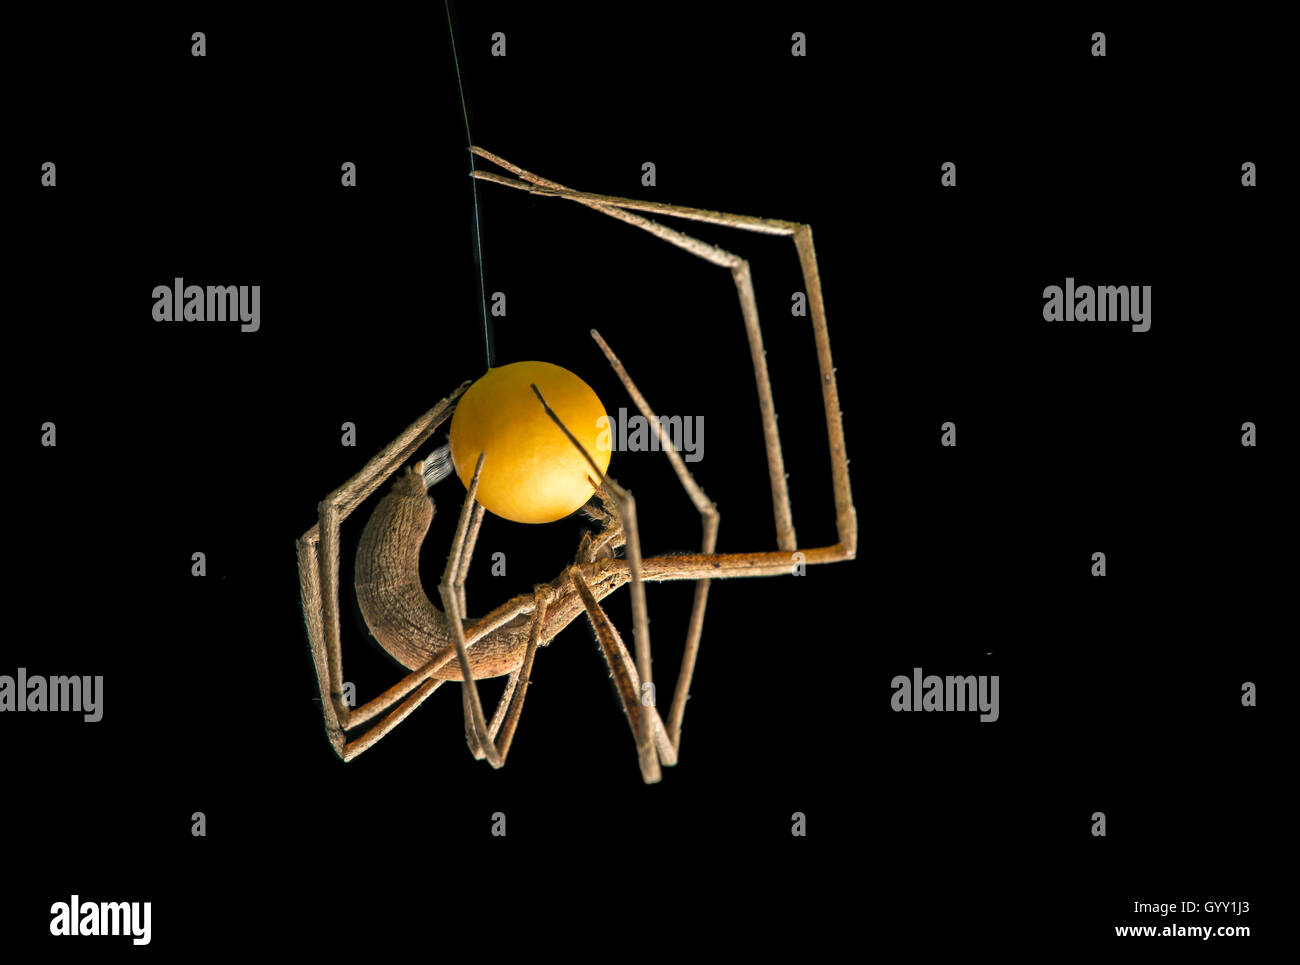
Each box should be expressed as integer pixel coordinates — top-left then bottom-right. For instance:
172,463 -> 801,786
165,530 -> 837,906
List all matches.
295,148 -> 857,783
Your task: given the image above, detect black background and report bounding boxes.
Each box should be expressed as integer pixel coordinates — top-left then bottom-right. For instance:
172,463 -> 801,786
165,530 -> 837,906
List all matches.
5,6 -> 1285,953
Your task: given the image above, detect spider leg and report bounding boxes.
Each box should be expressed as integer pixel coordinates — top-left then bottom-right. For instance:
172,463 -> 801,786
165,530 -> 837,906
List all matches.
450,498 -> 543,757
590,330 -> 719,755
298,383 -> 547,762
297,386 -> 471,760
452,496 -> 491,761
490,585 -> 553,764
473,147 -> 860,556
335,678 -> 448,762
438,452 -> 507,768
455,501 -> 485,616
483,669 -> 519,743
571,568 -> 676,781
441,467 -> 555,767
532,386 -> 665,783
459,659 -> 520,760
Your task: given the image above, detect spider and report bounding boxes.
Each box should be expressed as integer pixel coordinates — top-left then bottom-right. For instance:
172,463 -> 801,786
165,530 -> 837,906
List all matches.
295,147 -> 857,783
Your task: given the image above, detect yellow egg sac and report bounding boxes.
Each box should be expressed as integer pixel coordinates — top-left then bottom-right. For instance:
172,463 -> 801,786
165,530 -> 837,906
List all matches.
448,361 -> 611,524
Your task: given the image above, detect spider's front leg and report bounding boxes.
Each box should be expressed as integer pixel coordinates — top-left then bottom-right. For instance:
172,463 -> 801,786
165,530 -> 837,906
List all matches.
472,145 -> 857,562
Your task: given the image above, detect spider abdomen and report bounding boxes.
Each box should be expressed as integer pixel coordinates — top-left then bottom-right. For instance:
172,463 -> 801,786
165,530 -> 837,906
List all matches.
353,467 -> 525,680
